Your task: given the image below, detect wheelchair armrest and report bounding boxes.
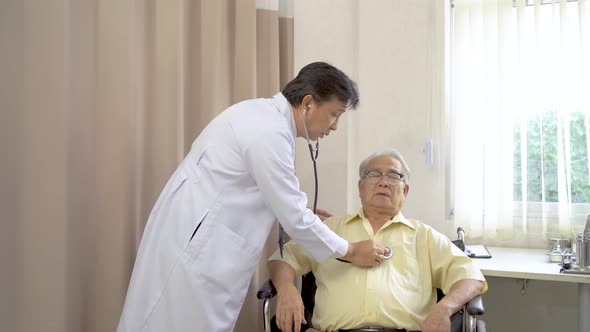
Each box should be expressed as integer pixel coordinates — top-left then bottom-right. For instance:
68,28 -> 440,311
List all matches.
465,294 -> 485,315
451,239 -> 465,252
256,279 -> 277,300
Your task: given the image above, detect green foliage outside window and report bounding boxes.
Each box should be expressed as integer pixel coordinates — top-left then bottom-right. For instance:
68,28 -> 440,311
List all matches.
514,109 -> 590,203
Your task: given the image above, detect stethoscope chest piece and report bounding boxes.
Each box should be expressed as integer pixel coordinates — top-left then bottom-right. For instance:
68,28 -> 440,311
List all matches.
383,246 -> 393,259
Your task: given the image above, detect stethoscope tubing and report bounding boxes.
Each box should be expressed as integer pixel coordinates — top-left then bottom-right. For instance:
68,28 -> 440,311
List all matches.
302,110 -> 392,265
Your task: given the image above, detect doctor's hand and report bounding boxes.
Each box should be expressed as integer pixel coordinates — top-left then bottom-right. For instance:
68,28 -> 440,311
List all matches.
276,284 -> 307,332
342,240 -> 387,267
314,208 -> 333,221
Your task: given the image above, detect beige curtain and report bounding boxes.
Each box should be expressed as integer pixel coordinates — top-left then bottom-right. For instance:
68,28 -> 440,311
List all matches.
0,0 -> 293,331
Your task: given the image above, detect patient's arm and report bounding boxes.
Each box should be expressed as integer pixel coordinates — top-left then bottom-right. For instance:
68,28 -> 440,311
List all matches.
314,208 -> 333,221
269,260 -> 307,332
421,279 -> 484,332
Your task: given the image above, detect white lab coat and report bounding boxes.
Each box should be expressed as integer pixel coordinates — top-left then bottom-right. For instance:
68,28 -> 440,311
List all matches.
117,93 -> 348,332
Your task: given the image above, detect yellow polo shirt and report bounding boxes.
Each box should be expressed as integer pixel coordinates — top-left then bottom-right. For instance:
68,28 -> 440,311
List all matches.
268,210 -> 487,332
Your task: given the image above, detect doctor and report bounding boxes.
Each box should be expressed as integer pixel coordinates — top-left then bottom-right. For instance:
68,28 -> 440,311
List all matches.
117,62 -> 387,332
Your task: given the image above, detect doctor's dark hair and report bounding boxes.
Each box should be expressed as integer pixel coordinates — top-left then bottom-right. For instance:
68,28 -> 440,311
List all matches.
282,62 -> 359,110
359,148 -> 411,183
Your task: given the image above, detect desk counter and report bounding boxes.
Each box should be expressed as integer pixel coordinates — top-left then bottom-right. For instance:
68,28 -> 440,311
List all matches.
472,246 -> 590,332
472,246 -> 590,284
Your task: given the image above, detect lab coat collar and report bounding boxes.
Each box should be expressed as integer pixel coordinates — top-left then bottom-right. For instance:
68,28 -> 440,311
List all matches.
345,208 -> 416,230
271,92 -> 297,141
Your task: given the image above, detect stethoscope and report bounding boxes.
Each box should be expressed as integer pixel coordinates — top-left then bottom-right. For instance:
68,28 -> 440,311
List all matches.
306,107 -> 394,264
336,247 -> 393,263
301,108 -> 320,212
278,108 -> 319,258
279,107 -> 392,262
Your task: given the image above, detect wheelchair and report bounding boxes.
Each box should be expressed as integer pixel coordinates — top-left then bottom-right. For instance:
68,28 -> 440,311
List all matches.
257,228 -> 486,332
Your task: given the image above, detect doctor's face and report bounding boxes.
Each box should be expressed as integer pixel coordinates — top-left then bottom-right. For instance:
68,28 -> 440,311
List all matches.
358,155 -> 408,215
304,97 -> 346,141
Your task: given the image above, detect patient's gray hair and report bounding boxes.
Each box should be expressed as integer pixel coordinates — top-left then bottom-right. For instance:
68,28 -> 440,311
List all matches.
358,148 -> 411,183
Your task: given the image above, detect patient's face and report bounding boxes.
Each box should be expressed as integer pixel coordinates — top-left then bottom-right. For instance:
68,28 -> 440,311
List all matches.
358,155 -> 408,215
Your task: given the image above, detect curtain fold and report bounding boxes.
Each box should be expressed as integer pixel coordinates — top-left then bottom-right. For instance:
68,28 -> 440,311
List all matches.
452,0 -> 590,247
0,0 -> 293,331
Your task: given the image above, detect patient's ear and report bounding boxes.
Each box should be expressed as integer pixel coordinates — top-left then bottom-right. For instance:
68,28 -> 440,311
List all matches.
403,183 -> 410,196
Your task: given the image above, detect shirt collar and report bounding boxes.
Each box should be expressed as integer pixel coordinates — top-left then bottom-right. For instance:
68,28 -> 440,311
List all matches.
271,92 -> 297,141
345,208 -> 416,230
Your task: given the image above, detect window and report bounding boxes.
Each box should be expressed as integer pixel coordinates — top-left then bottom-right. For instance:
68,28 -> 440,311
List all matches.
451,0 -> 590,247
514,110 -> 590,204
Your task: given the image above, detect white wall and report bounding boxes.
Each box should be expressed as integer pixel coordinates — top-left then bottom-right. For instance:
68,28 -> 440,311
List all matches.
294,0 -> 450,236
293,0 -> 358,220
293,1 -> 579,331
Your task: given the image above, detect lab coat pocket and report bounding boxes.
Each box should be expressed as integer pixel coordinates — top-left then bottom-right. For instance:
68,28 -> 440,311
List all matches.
183,147 -> 208,183
193,223 -> 260,301
187,208 -> 209,245
170,172 -> 189,194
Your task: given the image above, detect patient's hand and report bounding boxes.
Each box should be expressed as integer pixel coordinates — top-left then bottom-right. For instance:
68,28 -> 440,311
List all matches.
276,284 -> 307,332
423,279 -> 483,331
421,303 -> 452,332
315,208 -> 333,221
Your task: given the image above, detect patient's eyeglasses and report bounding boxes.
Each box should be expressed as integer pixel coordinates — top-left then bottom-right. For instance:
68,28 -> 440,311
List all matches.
363,170 -> 404,184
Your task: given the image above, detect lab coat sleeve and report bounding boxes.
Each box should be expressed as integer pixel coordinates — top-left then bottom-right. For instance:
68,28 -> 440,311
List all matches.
242,128 -> 348,262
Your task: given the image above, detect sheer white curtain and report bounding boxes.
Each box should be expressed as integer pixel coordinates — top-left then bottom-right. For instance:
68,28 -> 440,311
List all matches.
451,0 -> 590,247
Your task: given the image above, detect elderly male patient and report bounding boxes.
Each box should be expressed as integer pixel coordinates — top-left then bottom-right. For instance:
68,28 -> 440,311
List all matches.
268,148 -> 487,332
